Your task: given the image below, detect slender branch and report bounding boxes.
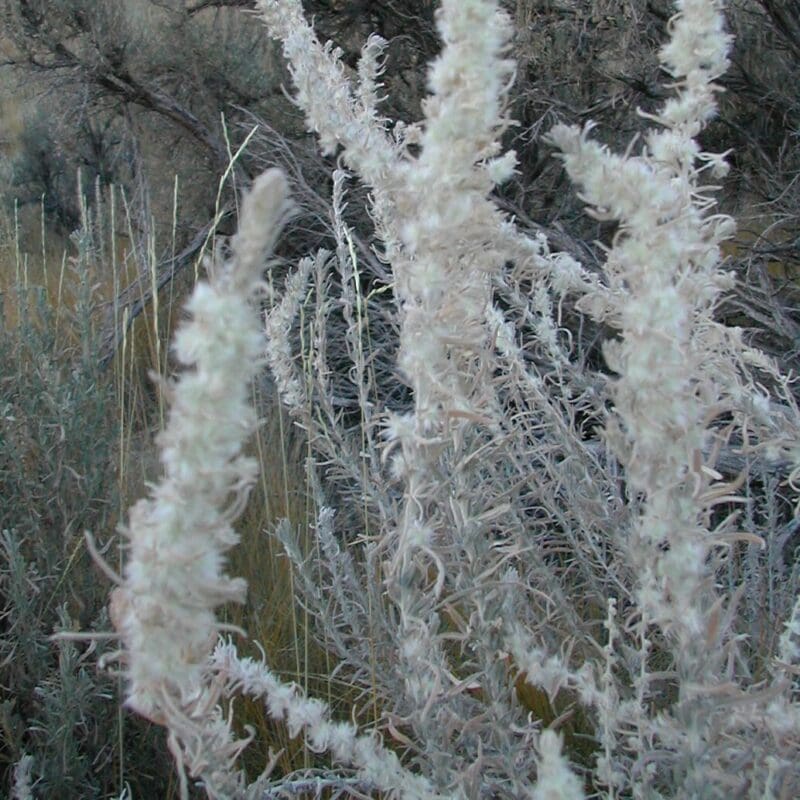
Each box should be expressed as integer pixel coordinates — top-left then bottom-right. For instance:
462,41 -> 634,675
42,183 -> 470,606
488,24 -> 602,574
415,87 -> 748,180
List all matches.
188,0 -> 254,13
97,206 -> 234,369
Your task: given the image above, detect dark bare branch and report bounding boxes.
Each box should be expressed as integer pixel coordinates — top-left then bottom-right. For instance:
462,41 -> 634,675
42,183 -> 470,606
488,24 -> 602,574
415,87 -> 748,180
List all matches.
97,206 -> 234,370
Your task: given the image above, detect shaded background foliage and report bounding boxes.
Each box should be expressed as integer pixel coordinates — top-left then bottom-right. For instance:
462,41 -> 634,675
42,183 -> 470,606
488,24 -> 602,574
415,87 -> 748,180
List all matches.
1,1 -> 797,278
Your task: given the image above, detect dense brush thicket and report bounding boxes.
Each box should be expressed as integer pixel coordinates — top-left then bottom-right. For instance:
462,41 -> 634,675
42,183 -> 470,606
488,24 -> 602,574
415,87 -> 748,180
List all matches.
1,1 -> 799,798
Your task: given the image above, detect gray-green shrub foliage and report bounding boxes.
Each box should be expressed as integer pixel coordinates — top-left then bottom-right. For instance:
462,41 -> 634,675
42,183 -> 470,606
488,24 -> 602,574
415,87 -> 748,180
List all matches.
0,218 -> 177,798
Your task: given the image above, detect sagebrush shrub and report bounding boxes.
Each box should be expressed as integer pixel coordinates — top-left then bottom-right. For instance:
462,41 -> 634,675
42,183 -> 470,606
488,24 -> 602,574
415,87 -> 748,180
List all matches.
0,211 -> 176,798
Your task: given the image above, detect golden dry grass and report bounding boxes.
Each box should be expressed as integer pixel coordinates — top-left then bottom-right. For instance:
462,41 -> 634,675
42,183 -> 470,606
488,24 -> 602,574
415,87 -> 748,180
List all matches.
0,167 -> 343,787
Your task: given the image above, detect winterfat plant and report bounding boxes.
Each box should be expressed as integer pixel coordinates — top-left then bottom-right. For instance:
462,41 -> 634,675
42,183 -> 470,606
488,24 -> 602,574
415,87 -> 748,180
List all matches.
108,0 -> 800,797
108,170 -> 294,797
11,755 -> 34,800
